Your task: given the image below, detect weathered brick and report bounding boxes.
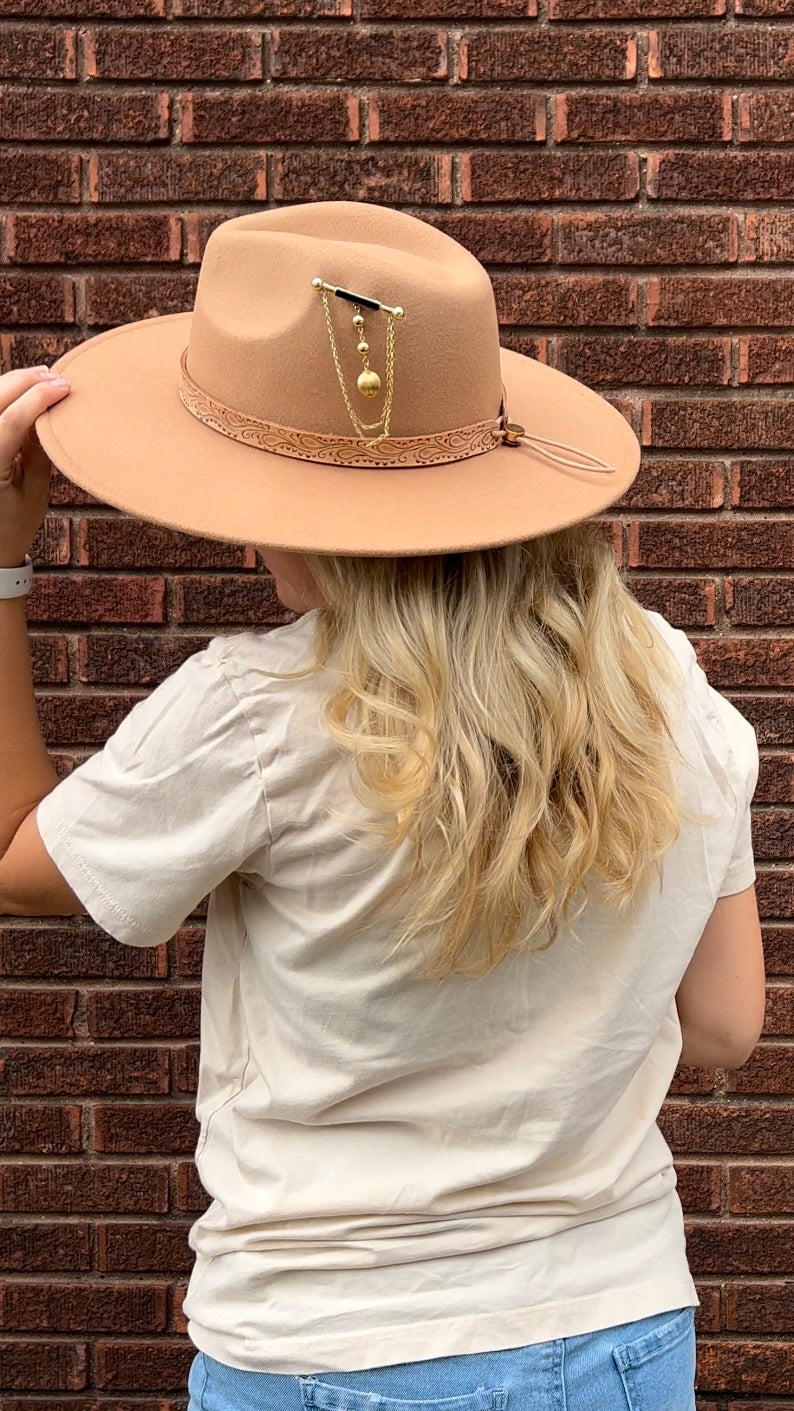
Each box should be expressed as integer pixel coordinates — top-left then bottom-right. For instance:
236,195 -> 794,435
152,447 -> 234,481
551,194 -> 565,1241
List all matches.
365,0 -> 532,12
0,989 -> 76,1039
30,516 -> 71,567
756,866 -> 794,916
624,576 -> 716,627
662,1102 -> 794,1156
618,459 -> 724,511
98,1222 -> 193,1273
493,274 -> 636,326
84,272 -> 196,325
422,211 -> 551,264
94,1103 -> 198,1154
727,576 -> 794,626
27,574 -> 165,624
95,1340 -> 193,1393
643,398 -> 794,451
3,1044 -> 170,1095
85,25 -> 262,79
0,1221 -> 90,1272
752,809 -> 794,859
78,633 -> 208,686
80,519 -> 254,570
0,925 -> 166,979
182,90 -> 358,143
176,1160 -> 210,1212
36,694 -> 141,747
462,151 -> 639,202
696,1340 -> 794,1396
630,520 -> 793,569
0,26 -> 75,78
89,151 -> 267,203
0,0 -> 162,11
648,151 -> 794,201
739,336 -> 794,385
271,26 -> 447,81
29,634 -> 70,684
728,1163 -> 794,1214
686,1220 -> 794,1273
732,459 -> 794,508
557,91 -> 729,144
0,88 -> 169,142
0,1103 -> 82,1154
676,1162 -> 721,1214
370,90 -> 544,143
1,1281 -> 168,1332
174,0 -> 349,14
9,212 -> 180,265
0,273 -> 74,326
557,336 -> 729,386
755,758 -> 794,807
725,1283 -> 794,1334
762,926 -> 794,974
1,1162 -> 169,1213
173,574 -> 286,625
273,150 -> 452,204
559,213 -> 737,266
1,333 -> 80,374
648,275 -> 794,329
650,26 -> 794,79
726,1044 -> 794,1095
553,0 -> 722,11
1,149 -> 80,203
745,214 -> 794,266
1,1342 -> 87,1392
739,90 -> 794,144
459,28 -> 635,81
87,988 -> 200,1040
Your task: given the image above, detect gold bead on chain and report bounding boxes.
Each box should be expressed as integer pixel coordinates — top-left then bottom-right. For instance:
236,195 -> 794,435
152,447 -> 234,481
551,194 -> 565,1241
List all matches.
313,279 -> 402,443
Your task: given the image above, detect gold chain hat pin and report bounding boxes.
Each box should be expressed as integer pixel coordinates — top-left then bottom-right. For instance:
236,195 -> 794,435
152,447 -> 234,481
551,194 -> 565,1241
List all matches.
313,278 -> 404,443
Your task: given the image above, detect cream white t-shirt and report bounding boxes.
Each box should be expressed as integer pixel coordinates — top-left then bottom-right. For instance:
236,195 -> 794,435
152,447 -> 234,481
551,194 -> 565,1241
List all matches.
36,606 -> 758,1374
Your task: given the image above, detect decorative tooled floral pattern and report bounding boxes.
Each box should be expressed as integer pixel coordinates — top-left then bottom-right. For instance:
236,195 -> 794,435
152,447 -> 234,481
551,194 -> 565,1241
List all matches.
178,349 -> 502,469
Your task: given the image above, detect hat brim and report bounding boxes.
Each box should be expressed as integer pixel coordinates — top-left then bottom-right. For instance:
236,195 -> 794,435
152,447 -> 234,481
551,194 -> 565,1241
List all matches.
35,312 -> 639,556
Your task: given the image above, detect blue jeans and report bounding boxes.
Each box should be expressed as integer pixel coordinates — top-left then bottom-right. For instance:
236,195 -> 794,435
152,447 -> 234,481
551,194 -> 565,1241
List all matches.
187,1306 -> 696,1411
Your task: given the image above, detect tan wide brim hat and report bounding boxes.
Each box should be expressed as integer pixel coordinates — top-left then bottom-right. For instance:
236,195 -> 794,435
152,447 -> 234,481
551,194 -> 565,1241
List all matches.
36,201 -> 640,557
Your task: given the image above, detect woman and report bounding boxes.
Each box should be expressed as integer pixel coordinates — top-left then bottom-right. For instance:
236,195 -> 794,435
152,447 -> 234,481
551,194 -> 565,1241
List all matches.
0,202 -> 764,1411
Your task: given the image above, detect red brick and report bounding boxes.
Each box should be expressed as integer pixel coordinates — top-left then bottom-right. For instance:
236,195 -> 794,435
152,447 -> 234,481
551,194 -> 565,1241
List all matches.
756,866 -> 794,917
8,212 -> 182,265
763,985 -> 794,1035
0,87 -> 169,142
176,1160 -> 209,1212
459,28 -> 635,81
29,634 -> 70,684
0,25 -> 75,78
762,927 -> 794,974
727,576 -> 794,626
80,519 -> 254,571
737,0 -> 792,8
618,459 -> 724,511
696,1340 -> 794,1396
650,25 -> 794,79
745,210 -> 794,262
630,520 -> 793,569
685,1220 -> 794,1273
643,398 -> 794,451
648,151 -> 794,201
183,89 -> 358,143
557,91 -> 729,144
726,1044 -> 794,1095
738,700 -> 794,749
0,273 -> 74,326
725,1283 -> 794,1334
648,275 -> 794,329
95,1340 -> 193,1393
625,576 -> 716,627
370,89 -> 544,143
557,336 -> 729,386
422,211 -> 551,265
0,1401 -> 186,1411
660,1101 -> 794,1155
365,0 -> 531,11
0,924 -> 166,979
271,26 -> 447,81
78,633 -> 208,686
94,1102 -> 198,1154
462,151 -> 639,202
1,149 -> 80,203
1,1342 -> 87,1392
0,1221 -> 90,1272
173,574 -> 288,625
30,516 -> 71,567
694,1286 -> 721,1335
752,808 -> 794,859
0,1103 -> 82,1154
739,336 -> 794,385
559,213 -> 736,266
3,1043 -> 170,1095
89,151 -> 266,203
553,0 -> 721,11
87,988 -> 200,1040
676,1163 -> 721,1214
732,460 -> 794,508
27,574 -> 165,624
0,0 -> 161,10
1,1162 -> 169,1213
670,1065 -> 716,1094
174,0 -> 349,13
493,273 -> 636,327
49,467 -> 109,507
0,989 -> 75,1039
86,25 -> 261,79
36,694 -> 142,747
273,151 -> 452,204
84,272 -> 196,325
739,89 -> 794,143
756,760 -> 794,807
174,926 -> 206,977
500,332 -> 548,362
728,1163 -> 794,1215
1,1281 -> 168,1332
99,1221 -> 193,1272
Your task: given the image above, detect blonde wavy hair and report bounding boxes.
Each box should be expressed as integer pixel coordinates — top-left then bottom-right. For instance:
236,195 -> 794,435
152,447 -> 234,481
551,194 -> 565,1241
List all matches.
264,523 -> 706,981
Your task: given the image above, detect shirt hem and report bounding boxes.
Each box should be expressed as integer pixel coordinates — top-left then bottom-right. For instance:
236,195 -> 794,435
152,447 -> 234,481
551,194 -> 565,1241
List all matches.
186,1275 -> 699,1375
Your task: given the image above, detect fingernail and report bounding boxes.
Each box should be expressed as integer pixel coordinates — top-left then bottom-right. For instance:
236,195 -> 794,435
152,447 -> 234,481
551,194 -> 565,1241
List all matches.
34,365 -> 50,374
50,377 -> 70,388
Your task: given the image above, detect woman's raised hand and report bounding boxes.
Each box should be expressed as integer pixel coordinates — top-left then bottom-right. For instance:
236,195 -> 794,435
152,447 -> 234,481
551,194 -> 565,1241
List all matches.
0,366 -> 71,570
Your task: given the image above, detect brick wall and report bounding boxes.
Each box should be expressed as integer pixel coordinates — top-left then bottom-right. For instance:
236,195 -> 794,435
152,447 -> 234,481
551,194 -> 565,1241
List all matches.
1,0 -> 793,1404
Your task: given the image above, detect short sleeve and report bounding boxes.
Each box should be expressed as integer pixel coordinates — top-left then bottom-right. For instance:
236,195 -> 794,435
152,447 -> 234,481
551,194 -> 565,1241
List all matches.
36,644 -> 271,946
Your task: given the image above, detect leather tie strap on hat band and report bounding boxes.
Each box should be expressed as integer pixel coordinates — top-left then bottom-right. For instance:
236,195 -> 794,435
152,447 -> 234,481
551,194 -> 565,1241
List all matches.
178,349 -> 617,476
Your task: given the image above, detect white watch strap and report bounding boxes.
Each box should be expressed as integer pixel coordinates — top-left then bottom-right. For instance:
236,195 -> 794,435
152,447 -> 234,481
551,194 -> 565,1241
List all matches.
0,556 -> 33,599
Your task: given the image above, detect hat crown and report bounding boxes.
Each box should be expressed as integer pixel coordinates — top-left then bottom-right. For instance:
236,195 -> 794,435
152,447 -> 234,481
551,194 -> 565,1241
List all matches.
185,203 -> 504,440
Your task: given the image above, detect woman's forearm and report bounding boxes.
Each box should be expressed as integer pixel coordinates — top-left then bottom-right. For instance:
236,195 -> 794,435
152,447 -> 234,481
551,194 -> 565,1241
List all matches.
0,596 -> 58,857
